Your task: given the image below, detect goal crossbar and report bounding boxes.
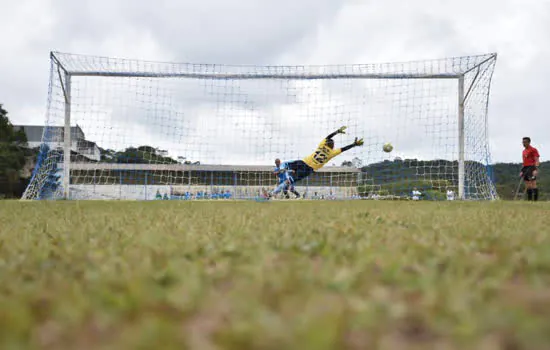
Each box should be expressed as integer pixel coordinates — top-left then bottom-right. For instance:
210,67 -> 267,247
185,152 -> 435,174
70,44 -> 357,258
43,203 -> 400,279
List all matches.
51,51 -> 496,80
68,72 -> 462,80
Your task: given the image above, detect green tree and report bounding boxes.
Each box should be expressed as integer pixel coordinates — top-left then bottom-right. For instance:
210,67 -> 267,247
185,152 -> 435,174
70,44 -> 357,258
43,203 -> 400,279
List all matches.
99,147 -> 117,162
492,161 -> 549,200
99,146 -> 177,164
0,104 -> 29,197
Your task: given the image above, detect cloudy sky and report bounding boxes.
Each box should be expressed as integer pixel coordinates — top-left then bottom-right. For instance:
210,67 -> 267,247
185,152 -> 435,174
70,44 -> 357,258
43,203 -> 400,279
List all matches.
1,0 -> 549,164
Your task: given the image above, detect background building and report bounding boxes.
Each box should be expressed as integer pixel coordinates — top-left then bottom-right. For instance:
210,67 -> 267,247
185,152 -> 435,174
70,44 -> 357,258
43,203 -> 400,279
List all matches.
14,125 -> 101,162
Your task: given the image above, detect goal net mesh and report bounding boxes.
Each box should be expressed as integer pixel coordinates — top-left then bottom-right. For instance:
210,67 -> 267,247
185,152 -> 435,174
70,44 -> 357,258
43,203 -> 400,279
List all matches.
22,52 -> 498,201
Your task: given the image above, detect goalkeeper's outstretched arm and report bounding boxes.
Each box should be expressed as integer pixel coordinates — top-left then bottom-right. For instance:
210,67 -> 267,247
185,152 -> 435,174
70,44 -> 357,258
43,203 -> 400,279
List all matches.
340,137 -> 364,153
325,126 -> 347,140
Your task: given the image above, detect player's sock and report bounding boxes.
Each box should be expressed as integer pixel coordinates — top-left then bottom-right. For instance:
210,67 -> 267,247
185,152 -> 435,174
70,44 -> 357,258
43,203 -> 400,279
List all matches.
527,188 -> 533,201
272,182 -> 286,195
291,189 -> 300,198
533,188 -> 539,201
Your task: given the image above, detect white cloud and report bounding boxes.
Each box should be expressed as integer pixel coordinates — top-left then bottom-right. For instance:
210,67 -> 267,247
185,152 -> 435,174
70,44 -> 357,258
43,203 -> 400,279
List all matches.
1,0 -> 549,165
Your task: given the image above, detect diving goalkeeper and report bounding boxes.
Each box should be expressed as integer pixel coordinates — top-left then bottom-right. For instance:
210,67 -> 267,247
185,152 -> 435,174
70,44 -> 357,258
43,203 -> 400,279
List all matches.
269,126 -> 363,195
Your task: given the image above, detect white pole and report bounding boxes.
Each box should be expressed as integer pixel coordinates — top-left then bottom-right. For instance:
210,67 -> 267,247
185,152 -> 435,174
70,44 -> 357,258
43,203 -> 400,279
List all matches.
144,172 -> 148,200
458,75 -> 465,200
63,73 -> 72,200
119,171 -> 122,199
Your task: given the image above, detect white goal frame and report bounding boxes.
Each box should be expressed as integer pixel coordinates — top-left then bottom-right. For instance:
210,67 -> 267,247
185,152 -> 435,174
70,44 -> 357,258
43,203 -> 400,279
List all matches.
26,51 -> 498,201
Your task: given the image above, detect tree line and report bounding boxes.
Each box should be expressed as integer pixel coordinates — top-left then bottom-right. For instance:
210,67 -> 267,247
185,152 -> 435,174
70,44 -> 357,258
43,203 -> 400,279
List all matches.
0,104 -> 34,198
0,103 -> 545,200
350,158 -> 549,200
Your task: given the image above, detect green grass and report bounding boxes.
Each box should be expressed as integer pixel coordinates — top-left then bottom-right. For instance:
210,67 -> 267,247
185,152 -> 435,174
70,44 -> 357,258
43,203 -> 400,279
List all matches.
1,200 -> 550,350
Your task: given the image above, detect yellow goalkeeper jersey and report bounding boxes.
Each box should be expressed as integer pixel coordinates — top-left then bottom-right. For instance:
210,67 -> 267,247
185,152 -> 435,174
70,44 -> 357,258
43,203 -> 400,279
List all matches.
303,138 -> 342,170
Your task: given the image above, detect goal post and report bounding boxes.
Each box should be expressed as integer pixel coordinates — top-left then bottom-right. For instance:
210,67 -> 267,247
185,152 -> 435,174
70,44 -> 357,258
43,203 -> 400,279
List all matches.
22,51 -> 498,201
62,71 -> 72,200
458,75 -> 465,200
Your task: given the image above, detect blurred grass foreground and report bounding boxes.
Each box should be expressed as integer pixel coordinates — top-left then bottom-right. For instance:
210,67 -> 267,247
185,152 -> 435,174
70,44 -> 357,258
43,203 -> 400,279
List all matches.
1,200 -> 550,349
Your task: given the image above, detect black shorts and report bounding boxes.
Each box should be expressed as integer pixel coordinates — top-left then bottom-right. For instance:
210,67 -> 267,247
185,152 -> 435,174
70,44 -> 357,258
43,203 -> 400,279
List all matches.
522,166 -> 537,181
286,160 -> 315,183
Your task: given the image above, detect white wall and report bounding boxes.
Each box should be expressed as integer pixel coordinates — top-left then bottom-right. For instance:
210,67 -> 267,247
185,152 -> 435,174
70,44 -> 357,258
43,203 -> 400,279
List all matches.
69,184 -> 359,200
70,185 -> 171,200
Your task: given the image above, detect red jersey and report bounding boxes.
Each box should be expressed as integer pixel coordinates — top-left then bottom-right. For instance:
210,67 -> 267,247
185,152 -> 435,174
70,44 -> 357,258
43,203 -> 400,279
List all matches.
522,146 -> 540,167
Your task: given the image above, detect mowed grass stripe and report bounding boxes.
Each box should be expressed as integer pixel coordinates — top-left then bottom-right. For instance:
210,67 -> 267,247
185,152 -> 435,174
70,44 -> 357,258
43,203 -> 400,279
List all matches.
1,200 -> 549,349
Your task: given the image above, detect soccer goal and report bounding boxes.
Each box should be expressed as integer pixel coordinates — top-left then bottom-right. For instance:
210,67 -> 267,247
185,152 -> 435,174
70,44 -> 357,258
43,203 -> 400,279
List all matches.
22,51 -> 498,201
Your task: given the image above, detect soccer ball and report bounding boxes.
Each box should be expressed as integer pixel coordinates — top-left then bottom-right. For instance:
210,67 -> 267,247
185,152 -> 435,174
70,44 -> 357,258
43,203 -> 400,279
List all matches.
383,143 -> 393,153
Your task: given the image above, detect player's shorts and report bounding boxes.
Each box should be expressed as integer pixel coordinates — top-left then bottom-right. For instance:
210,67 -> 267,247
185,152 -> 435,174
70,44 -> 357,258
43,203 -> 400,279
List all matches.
279,178 -> 294,191
522,166 -> 537,181
286,160 -> 315,183
283,177 -> 296,190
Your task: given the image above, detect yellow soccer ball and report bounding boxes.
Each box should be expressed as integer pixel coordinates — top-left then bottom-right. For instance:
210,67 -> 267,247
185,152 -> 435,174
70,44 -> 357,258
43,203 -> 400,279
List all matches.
383,143 -> 393,153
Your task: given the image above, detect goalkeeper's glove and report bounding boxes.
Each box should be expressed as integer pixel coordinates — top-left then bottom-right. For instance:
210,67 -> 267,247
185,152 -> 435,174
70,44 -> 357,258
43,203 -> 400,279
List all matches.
354,137 -> 364,146
337,126 -> 347,134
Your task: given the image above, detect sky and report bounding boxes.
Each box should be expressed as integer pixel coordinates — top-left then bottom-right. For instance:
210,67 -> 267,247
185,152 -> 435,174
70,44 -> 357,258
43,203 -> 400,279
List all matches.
1,0 -> 549,165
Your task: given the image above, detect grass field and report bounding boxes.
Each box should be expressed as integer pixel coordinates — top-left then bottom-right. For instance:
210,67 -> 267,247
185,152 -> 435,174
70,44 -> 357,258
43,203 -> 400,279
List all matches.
1,200 -> 550,350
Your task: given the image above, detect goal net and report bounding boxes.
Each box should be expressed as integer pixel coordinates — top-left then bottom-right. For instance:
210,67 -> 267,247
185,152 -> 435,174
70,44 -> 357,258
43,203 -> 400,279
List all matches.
22,52 -> 498,201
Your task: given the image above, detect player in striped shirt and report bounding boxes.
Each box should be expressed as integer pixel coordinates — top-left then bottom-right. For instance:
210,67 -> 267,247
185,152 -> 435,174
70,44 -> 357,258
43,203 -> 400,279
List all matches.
271,158 -> 301,199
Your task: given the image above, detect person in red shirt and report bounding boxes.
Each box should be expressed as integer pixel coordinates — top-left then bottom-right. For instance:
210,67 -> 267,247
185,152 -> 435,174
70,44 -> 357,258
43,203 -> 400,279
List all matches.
520,137 -> 540,201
